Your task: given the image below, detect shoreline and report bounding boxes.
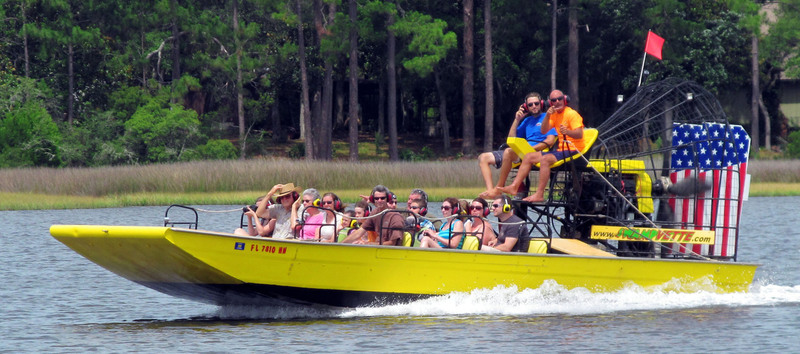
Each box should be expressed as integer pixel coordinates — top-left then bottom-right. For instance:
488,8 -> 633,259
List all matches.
2,183 -> 798,210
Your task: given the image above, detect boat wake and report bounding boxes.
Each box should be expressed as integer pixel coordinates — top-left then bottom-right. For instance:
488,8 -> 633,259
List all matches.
211,279 -> 800,320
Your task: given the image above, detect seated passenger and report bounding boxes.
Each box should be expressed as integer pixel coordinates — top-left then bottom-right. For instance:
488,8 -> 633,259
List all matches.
338,210 -> 358,242
482,196 -> 529,252
254,183 -> 302,239
408,198 -> 434,238
419,197 -> 465,249
292,188 -> 324,240
354,199 -> 371,221
464,197 -> 497,246
315,192 -> 344,243
407,188 -> 428,207
498,89 -> 585,202
342,185 -> 405,246
387,191 -> 398,210
234,196 -> 276,237
478,92 -> 557,199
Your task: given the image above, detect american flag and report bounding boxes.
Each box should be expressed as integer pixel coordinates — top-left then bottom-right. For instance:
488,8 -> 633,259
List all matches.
668,122 -> 750,258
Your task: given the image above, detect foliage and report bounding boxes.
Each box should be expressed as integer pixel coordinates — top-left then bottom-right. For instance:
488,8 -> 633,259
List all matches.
787,130 -> 800,158
0,101 -> 61,167
288,142 -> 305,158
195,139 -> 239,160
124,97 -> 205,163
1,0 -> 796,167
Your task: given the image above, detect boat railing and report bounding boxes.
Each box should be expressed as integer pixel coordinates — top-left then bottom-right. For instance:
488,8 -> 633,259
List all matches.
164,204 -> 199,229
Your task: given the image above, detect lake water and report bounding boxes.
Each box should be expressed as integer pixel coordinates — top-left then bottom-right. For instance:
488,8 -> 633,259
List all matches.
1,197 -> 799,352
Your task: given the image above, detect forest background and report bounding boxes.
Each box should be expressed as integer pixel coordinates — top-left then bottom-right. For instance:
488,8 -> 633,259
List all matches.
2,0 -> 800,167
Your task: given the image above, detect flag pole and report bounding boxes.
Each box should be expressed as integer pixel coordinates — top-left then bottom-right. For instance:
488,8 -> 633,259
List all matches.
638,30 -> 651,88
637,50 -> 647,88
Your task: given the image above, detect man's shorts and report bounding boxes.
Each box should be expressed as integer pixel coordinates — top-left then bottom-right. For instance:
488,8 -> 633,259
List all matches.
543,150 -> 579,161
490,149 -> 522,169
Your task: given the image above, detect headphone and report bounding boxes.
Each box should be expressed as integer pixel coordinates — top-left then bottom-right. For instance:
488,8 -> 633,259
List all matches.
450,202 -> 461,216
349,219 -> 359,228
418,204 -> 428,217
478,201 -> 490,217
318,194 -> 343,210
369,187 -> 392,204
543,94 -> 570,111
363,205 -> 372,217
500,196 -> 512,213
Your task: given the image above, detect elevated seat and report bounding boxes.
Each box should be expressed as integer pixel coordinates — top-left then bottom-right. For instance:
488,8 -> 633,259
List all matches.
540,128 -> 598,169
506,128 -> 598,169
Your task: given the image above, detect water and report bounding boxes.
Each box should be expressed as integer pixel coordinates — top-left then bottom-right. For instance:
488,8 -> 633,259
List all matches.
2,198 -> 799,352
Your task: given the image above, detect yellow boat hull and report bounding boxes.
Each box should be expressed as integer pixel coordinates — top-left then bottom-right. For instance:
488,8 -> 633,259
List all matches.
50,225 -> 758,307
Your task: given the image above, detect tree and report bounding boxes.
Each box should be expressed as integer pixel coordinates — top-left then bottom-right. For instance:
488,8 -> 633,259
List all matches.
26,0 -> 102,124
461,0 -> 476,156
348,0 -> 359,161
392,10 -> 457,152
483,0 -> 494,151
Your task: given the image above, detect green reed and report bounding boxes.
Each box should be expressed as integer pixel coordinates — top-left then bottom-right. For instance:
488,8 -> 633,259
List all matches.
0,158 -> 484,197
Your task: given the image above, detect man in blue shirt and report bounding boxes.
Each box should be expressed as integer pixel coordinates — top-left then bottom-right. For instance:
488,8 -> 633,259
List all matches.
478,92 -> 557,199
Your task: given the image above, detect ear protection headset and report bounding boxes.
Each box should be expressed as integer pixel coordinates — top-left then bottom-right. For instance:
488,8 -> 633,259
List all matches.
349,219 -> 358,228
449,202 -> 460,216
480,202 -> 490,217
543,94 -> 570,110
363,205 -> 372,217
312,198 -> 321,207
418,204 -> 428,217
500,196 -> 512,213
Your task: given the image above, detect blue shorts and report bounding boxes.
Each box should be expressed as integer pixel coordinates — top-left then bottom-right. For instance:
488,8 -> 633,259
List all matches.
543,150 -> 579,161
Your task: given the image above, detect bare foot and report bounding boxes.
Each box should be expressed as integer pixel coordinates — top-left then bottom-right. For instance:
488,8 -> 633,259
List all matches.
497,185 -> 519,195
479,188 -> 503,199
522,195 -> 545,203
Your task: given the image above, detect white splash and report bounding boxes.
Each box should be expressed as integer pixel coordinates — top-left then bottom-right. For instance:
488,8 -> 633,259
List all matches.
340,280 -> 800,318
212,280 -> 800,320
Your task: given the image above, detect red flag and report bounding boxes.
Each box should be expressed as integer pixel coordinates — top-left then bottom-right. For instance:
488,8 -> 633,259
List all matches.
645,31 -> 665,60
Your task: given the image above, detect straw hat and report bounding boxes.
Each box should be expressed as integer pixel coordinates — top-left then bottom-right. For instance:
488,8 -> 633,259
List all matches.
256,183 -> 301,218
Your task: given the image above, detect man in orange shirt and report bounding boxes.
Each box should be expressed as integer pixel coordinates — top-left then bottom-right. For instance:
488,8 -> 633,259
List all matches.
498,89 -> 585,202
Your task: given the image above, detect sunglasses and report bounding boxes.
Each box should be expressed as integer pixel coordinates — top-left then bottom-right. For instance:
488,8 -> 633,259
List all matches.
322,200 -> 334,205
491,204 -> 501,209
550,96 -> 565,103
373,196 -> 387,201
441,205 -> 451,211
469,205 -> 483,211
302,199 -> 312,203
409,206 -> 420,210
526,101 -> 541,107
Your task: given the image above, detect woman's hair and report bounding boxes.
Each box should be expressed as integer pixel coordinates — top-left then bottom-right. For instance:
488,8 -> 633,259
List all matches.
355,199 -> 370,210
302,188 -> 320,201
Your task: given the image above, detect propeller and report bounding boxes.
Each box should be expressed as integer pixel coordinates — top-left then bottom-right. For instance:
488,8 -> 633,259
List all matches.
653,176 -> 711,197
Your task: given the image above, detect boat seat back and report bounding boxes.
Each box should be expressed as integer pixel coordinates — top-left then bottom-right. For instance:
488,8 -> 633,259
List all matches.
506,137 -> 554,169
461,235 -> 481,251
402,232 -> 413,247
528,239 -> 548,254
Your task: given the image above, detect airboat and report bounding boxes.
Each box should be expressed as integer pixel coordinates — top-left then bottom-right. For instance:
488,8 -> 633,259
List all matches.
51,79 -> 757,308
